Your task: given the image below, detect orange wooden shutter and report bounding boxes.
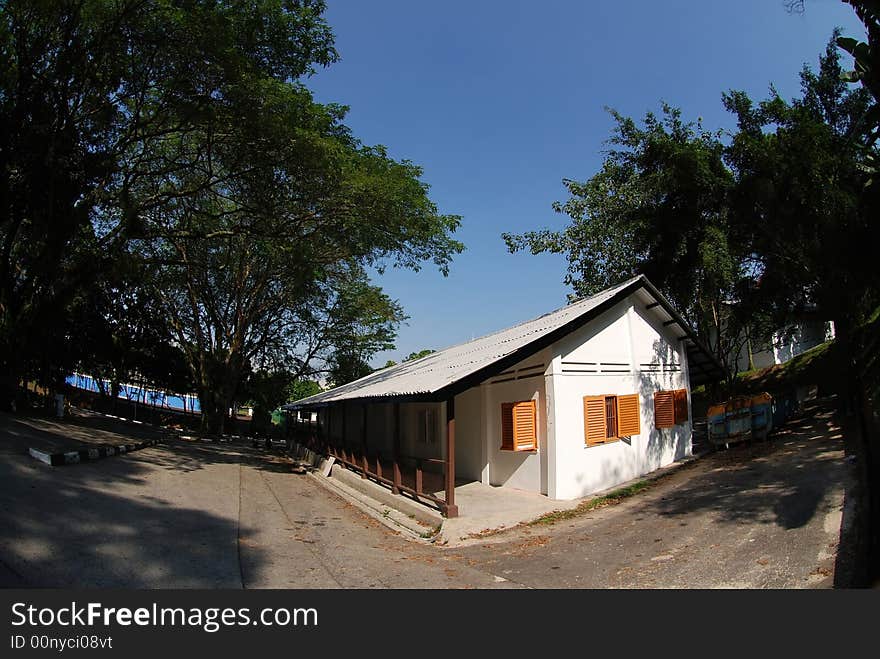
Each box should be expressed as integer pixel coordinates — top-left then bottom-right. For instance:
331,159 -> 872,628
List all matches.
501,401 -> 537,451
512,400 -> 537,450
654,391 -> 675,429
617,394 -> 642,437
617,394 -> 640,436
583,396 -> 607,445
673,389 -> 689,423
501,403 -> 515,450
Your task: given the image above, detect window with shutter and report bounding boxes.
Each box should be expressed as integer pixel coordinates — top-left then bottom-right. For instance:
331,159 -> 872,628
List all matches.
585,393 -> 640,445
654,391 -> 675,429
500,400 -> 537,451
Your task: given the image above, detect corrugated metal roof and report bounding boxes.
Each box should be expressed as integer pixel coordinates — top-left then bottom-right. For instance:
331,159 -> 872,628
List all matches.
284,275 -> 726,409
284,277 -> 650,409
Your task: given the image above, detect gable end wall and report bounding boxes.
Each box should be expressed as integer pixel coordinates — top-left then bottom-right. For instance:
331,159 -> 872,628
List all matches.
548,294 -> 692,499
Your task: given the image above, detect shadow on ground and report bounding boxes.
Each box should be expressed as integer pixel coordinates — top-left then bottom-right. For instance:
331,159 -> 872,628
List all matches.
0,411 -> 301,588
642,400 -> 845,531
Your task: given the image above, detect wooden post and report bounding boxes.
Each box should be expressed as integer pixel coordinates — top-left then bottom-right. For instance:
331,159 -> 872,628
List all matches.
415,459 -> 423,495
340,403 -> 353,462
341,403 -> 347,453
392,402 -> 401,494
445,398 -> 459,517
361,404 -> 368,478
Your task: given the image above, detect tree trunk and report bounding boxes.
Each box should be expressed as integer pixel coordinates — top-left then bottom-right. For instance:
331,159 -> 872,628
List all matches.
833,315 -> 880,586
199,389 -> 228,436
198,376 -> 238,437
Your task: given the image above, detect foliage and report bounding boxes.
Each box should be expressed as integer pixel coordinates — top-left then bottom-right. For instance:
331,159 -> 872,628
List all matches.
503,103 -> 748,380
380,349 -> 434,370
0,1 -> 463,428
323,269 -> 406,387
404,349 -> 435,362
789,2 -> 880,176
287,379 -> 323,402
505,37 -> 877,386
723,36 -> 879,332
0,0 -> 338,394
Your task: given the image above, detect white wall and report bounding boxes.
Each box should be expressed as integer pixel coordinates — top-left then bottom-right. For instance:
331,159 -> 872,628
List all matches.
548,296 -> 691,500
732,320 -> 835,373
454,387 -> 482,482
477,349 -> 550,494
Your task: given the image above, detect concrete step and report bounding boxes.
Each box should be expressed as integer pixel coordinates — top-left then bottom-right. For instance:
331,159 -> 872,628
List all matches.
308,466 -> 441,541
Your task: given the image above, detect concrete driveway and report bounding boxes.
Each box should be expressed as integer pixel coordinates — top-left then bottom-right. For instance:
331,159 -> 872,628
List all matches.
0,400 -> 849,588
448,400 -> 849,588
0,414 -> 513,588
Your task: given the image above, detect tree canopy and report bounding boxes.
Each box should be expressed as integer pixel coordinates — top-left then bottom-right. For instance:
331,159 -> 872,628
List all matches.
505,37 -> 878,381
0,1 -> 463,431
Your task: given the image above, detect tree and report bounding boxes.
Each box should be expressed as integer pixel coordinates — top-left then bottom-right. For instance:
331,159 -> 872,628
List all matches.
404,349 -> 435,362
505,39 -> 877,384
0,0 -> 337,402
114,40 -> 460,432
723,37 -> 878,336
288,379 -> 322,402
66,257 -> 194,402
378,349 -> 434,371
788,1 -> 880,177
503,104 -> 747,381
324,270 -> 406,387
1,1 -> 463,430
133,84 -> 459,431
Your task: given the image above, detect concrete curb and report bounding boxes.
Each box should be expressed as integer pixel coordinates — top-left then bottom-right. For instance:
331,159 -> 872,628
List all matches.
28,439 -> 162,466
329,464 -> 444,528
307,469 -> 440,542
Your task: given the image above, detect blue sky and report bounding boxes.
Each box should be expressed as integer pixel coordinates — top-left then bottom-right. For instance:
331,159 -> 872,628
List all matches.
306,0 -> 866,366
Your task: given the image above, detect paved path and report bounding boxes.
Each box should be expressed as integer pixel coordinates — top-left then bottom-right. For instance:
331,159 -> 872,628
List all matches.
0,423 -> 513,588
449,401 -> 849,588
0,400 -> 849,588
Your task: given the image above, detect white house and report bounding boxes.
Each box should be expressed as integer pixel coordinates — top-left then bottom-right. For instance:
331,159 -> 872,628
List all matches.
733,318 -> 835,373
283,275 -> 723,517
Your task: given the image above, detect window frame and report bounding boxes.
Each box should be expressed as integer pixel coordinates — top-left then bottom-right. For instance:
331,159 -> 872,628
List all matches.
417,407 -> 437,444
604,395 -> 618,439
500,399 -> 538,452
584,393 -> 640,447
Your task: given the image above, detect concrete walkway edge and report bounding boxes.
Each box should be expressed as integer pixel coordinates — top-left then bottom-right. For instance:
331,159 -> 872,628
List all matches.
28,439 -> 161,466
306,470 -> 439,542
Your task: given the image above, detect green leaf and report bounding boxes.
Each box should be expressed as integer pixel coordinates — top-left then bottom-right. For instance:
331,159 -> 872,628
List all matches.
836,36 -> 861,55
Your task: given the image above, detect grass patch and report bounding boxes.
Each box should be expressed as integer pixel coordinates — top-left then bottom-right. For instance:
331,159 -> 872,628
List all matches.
737,340 -> 835,392
692,339 -> 838,416
527,480 -> 652,527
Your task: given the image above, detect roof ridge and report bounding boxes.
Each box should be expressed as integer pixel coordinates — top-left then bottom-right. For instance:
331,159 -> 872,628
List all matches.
284,276 -> 647,407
